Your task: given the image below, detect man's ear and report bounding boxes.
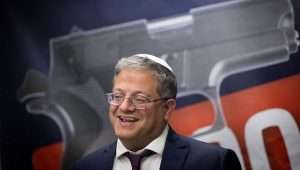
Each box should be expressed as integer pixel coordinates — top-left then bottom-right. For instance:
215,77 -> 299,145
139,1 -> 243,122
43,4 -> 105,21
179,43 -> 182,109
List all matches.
164,99 -> 176,120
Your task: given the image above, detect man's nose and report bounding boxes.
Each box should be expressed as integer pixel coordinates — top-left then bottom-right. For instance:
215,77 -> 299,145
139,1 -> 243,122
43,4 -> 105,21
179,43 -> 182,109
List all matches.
119,98 -> 135,112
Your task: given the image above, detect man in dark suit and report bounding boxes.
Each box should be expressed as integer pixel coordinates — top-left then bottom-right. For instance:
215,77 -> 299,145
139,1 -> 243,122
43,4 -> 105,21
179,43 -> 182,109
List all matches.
73,54 -> 242,170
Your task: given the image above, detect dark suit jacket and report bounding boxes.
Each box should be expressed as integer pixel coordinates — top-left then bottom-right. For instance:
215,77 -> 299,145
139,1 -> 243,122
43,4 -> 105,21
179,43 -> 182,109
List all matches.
72,129 -> 242,170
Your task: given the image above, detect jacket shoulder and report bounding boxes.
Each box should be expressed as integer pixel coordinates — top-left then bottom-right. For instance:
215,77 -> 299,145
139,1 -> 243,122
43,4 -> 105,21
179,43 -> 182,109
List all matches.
72,143 -> 115,170
177,134 -> 242,170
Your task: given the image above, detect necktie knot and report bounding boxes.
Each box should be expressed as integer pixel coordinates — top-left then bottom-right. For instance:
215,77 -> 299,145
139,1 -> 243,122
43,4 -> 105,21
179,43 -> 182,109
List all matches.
125,150 -> 155,170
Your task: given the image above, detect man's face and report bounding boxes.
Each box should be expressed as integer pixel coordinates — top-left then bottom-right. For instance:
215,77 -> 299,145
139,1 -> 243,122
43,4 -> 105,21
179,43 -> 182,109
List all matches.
109,69 -> 169,150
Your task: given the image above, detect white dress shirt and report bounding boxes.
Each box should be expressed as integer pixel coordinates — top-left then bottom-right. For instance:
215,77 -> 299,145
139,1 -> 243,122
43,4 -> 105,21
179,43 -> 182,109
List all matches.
112,126 -> 169,170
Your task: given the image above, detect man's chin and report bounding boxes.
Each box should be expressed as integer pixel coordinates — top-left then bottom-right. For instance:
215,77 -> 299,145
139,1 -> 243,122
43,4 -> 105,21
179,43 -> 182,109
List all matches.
115,130 -> 137,141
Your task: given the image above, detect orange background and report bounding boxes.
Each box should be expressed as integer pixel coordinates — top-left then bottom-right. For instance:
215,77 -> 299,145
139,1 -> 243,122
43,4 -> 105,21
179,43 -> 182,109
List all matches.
170,73 -> 300,170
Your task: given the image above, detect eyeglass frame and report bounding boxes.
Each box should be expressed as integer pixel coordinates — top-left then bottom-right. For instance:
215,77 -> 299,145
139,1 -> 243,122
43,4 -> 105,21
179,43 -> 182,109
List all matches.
105,92 -> 172,109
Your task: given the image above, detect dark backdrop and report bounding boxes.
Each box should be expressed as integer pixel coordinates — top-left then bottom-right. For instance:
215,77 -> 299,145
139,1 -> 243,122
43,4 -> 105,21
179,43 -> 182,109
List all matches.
2,0 -> 300,169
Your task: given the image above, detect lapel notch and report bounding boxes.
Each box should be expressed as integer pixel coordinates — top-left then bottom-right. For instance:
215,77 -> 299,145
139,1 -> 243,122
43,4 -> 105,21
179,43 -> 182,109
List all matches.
101,143 -> 116,170
160,129 -> 189,170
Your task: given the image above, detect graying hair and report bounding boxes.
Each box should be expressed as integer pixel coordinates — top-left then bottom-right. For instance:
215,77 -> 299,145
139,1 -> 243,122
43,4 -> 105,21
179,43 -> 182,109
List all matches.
114,54 -> 177,99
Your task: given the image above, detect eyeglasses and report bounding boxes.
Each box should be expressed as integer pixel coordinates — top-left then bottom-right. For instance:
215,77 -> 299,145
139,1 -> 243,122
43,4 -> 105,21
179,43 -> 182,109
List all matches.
105,92 -> 169,109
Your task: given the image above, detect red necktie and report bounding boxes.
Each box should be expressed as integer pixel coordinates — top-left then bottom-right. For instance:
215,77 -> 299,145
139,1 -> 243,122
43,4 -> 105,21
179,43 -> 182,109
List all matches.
125,150 -> 155,170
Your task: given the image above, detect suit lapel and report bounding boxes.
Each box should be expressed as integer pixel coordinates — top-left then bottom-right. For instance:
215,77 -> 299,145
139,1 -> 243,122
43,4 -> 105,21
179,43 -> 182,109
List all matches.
101,142 -> 116,170
160,129 -> 189,170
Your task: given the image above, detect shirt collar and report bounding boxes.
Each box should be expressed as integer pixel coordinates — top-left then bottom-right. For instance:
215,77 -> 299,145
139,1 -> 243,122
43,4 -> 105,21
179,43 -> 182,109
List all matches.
116,125 -> 169,158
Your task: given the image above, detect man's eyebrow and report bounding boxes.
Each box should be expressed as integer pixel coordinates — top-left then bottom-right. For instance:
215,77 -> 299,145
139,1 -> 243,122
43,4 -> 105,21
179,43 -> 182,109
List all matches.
134,93 -> 149,97
112,89 -> 151,97
112,88 -> 123,92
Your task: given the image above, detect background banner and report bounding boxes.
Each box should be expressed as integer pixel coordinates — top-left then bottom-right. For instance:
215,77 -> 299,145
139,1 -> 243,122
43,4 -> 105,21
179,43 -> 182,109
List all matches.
2,0 -> 300,169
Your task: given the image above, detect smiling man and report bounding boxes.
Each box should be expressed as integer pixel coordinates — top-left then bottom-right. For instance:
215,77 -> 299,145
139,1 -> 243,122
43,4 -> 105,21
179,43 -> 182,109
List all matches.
72,54 -> 242,170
